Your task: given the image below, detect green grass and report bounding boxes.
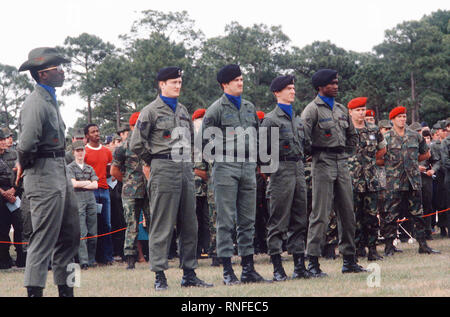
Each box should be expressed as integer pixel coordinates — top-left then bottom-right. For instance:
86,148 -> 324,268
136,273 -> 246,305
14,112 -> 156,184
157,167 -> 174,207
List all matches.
1,236 -> 449,297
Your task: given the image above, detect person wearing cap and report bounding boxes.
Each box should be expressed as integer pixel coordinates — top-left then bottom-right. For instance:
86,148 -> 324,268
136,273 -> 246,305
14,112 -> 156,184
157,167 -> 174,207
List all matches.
117,124 -> 131,143
300,69 -> 362,277
192,109 -> 212,261
0,128 -> 19,269
110,112 -> 150,270
379,106 -> 439,255
364,109 -> 376,125
130,67 -> 212,290
378,120 -> 392,135
0,126 -> 26,269
16,47 -> 80,297
65,128 -> 86,165
67,140 -> 98,270
347,97 -> 386,261
420,129 -> 440,240
430,120 -> 449,237
201,64 -> 269,285
260,75 -> 310,281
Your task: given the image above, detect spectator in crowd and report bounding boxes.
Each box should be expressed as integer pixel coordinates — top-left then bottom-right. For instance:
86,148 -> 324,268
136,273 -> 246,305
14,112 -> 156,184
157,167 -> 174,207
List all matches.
67,140 -> 99,269
84,123 -> 114,265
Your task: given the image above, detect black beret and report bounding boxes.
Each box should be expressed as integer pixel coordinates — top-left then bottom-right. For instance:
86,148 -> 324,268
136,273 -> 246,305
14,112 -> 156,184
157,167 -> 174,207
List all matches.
270,75 -> 295,92
217,64 -> 242,84
157,66 -> 182,81
311,69 -> 338,89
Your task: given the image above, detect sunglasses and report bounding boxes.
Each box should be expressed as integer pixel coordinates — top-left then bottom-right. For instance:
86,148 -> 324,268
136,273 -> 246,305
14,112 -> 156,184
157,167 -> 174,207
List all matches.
38,65 -> 64,73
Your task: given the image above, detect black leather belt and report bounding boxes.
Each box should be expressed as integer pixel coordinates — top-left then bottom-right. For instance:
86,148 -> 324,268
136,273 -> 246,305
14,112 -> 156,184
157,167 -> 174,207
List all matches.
36,150 -> 66,158
312,146 -> 345,154
279,156 -> 300,162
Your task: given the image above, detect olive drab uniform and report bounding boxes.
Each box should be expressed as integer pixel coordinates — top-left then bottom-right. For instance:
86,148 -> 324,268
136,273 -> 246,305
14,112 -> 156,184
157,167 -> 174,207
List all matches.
441,135 -> 450,209
301,95 -> 358,258
18,84 -> 80,288
201,94 -> 259,258
381,128 -> 429,241
348,123 -> 385,252
260,108 -> 308,256
112,136 -> 150,258
129,95 -> 198,273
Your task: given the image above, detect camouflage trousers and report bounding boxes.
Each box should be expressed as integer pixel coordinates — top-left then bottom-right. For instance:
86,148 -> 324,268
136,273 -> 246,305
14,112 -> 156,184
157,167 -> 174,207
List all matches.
122,197 -> 150,257
207,184 -> 217,256
380,189 -> 426,241
354,191 -> 380,248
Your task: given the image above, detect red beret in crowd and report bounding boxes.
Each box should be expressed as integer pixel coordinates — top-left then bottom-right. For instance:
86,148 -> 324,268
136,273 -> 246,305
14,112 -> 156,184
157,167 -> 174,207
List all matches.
389,106 -> 407,120
129,112 -> 140,126
192,108 -> 206,121
347,97 -> 367,109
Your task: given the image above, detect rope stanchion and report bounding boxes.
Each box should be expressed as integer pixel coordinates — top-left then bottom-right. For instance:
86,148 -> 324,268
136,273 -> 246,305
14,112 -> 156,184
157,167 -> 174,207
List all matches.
0,220 -> 145,245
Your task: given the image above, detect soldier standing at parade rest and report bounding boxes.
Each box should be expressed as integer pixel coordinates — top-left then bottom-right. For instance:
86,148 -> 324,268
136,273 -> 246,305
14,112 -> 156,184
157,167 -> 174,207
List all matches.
130,67 -> 213,290
379,107 -> 440,255
201,64 -> 271,285
347,97 -> 386,261
301,69 -> 366,277
261,75 -> 310,281
111,112 -> 150,270
16,47 -> 80,297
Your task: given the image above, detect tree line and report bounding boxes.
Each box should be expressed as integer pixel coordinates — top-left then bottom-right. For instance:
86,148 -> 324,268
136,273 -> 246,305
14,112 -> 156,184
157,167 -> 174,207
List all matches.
1,9 -> 449,138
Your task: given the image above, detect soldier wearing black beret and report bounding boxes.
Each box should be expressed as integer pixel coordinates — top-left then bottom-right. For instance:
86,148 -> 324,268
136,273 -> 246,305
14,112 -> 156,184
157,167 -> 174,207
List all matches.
261,75 -> 311,281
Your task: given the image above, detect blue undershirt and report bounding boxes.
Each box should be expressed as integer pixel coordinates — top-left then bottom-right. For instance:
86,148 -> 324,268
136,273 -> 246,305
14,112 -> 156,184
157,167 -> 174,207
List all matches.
225,93 -> 241,110
160,94 -> 177,113
277,103 -> 293,119
318,94 -> 334,110
38,83 -> 57,103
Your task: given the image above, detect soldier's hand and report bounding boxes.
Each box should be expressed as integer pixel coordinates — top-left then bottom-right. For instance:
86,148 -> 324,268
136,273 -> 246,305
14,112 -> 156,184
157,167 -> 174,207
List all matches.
426,169 -> 435,177
419,165 -> 427,173
15,163 -> 23,187
143,165 -> 150,180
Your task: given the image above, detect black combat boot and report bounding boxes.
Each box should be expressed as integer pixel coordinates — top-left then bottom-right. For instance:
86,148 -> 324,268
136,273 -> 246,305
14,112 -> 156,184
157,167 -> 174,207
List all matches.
322,244 -> 337,259
356,245 -> 367,257
126,255 -> 136,270
211,256 -> 221,267
292,253 -> 311,279
154,271 -> 168,291
240,255 -> 271,284
181,269 -> 214,288
57,285 -> 74,297
307,256 -> 327,278
221,257 -> 240,285
384,238 -> 396,256
342,254 -> 367,273
418,239 -> 440,254
270,254 -> 287,282
27,286 -> 43,297
367,246 -> 383,261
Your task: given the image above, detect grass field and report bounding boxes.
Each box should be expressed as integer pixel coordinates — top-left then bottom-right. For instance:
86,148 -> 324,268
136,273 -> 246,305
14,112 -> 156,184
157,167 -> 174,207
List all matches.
1,236 -> 449,297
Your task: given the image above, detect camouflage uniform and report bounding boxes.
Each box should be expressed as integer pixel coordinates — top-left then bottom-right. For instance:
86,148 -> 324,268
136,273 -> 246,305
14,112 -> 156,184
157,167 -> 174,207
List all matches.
194,161 -> 210,256
112,136 -> 149,258
381,128 -> 429,241
348,123 -> 385,250
206,164 -> 217,256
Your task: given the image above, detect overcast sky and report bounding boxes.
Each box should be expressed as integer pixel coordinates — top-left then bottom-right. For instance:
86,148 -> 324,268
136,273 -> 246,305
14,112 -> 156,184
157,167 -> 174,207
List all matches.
1,0 -> 448,129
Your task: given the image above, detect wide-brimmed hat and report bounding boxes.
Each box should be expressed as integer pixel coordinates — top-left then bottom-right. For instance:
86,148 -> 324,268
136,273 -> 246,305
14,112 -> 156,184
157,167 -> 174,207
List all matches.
19,47 -> 70,72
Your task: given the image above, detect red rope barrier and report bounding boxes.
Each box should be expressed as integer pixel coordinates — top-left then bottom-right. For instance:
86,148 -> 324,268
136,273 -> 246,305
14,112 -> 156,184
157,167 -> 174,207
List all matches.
1,208 -> 449,245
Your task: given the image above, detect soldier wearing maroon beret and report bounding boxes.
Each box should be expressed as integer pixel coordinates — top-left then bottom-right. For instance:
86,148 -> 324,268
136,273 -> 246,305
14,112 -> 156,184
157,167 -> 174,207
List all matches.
379,106 -> 440,255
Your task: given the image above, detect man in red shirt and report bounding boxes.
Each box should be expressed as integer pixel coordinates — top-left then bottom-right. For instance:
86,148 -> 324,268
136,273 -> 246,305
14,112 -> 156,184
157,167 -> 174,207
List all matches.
83,123 -> 114,265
